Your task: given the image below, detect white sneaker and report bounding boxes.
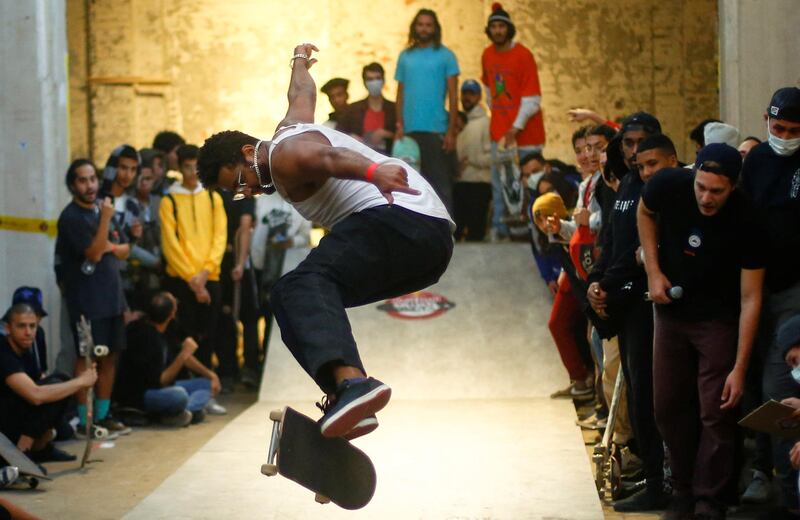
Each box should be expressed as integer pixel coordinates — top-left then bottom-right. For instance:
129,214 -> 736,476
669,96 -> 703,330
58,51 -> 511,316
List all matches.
205,398 -> 227,415
741,469 -> 771,504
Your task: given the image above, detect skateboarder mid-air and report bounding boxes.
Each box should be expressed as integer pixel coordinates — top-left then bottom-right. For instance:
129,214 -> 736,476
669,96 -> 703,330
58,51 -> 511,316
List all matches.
197,43 -> 454,440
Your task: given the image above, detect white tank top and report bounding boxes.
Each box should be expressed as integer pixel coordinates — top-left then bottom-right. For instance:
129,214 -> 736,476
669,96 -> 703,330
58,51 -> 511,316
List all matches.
267,123 -> 454,230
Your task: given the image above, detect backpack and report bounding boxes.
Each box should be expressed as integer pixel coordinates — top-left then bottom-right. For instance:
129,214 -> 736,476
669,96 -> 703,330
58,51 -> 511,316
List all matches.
391,137 -> 421,171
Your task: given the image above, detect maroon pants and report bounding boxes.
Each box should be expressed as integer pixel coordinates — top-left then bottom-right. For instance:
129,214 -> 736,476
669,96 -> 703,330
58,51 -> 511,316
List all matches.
548,274 -> 590,381
652,308 -> 738,502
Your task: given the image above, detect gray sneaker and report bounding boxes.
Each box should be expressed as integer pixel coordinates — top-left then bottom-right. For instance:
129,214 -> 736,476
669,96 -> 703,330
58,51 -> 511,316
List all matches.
741,469 -> 771,504
159,410 -> 192,427
205,398 -> 227,415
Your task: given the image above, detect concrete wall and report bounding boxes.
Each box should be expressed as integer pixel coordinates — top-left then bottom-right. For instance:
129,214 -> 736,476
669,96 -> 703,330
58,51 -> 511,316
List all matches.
0,1 -> 70,369
67,0 -> 719,165
719,0 -> 800,141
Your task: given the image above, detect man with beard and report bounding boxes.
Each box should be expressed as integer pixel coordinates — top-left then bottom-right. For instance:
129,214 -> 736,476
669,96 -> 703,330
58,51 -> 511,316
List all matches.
320,78 -> 350,130
55,159 -> 131,438
395,8 -> 460,213
481,2 -> 545,241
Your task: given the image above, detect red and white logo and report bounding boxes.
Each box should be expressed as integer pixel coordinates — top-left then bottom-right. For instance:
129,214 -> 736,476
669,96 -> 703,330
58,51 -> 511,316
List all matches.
377,291 -> 455,320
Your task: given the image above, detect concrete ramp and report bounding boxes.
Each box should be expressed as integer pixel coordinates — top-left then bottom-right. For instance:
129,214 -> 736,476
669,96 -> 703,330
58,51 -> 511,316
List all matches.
125,243 -> 603,519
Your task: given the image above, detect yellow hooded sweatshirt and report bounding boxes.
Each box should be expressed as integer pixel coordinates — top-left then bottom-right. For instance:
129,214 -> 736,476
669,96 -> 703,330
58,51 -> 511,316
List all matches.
160,183 -> 227,282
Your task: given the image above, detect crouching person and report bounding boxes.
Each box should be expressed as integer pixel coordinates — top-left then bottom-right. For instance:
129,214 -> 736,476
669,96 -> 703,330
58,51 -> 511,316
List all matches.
0,304 -> 97,462
114,292 -> 223,427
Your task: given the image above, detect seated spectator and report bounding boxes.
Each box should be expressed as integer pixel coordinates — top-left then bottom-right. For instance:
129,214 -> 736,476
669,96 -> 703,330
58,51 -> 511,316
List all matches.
737,136 -> 761,159
780,315 -> 800,472
338,63 -> 396,152
453,79 -> 492,242
114,292 -> 224,427
0,304 -> 97,462
0,287 -> 48,376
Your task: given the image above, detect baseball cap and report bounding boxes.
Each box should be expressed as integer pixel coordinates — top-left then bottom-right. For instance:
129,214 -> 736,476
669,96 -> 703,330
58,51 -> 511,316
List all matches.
694,143 -> 743,183
461,79 -> 482,94
778,314 -> 800,359
12,286 -> 47,317
703,122 -> 740,148
621,112 -> 661,135
767,87 -> 800,123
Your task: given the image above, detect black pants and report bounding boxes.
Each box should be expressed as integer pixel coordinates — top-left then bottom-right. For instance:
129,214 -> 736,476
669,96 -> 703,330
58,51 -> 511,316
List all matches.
618,299 -> 664,487
408,132 -> 456,214
453,181 -> 491,242
270,205 -> 453,394
0,373 -> 71,445
163,276 -> 222,371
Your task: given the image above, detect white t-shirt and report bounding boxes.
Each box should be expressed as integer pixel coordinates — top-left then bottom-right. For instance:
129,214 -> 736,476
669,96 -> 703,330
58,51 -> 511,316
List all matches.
251,196 -> 311,271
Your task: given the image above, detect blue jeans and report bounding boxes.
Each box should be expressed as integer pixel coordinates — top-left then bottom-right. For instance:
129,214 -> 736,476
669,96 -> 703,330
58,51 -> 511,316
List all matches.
143,378 -> 212,415
489,143 -> 542,236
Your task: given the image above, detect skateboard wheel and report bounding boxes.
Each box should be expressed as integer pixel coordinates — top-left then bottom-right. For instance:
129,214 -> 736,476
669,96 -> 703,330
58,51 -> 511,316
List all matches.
94,426 -> 109,439
314,493 -> 330,504
94,345 -> 109,357
268,409 -> 283,422
260,464 -> 278,476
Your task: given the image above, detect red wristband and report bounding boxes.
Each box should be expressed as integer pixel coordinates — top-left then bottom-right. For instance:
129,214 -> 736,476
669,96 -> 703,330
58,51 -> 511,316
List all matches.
365,162 -> 379,182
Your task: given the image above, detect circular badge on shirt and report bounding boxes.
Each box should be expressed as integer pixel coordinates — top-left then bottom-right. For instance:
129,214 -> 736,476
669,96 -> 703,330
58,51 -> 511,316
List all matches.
688,234 -> 702,248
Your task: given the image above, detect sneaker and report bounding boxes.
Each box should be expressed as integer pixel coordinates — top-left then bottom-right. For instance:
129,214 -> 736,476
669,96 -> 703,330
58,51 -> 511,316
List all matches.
570,384 -> 594,401
240,369 -> 260,389
75,424 -> 119,441
205,398 -> 227,415
550,382 -> 575,399
317,377 -> 391,438
97,416 -> 132,435
661,495 -> 694,520
613,484 -> 670,512
343,415 -> 379,441
190,409 -> 206,424
576,412 -> 607,430
741,469 -> 771,504
619,445 -> 643,476
159,410 -> 192,427
0,466 -> 19,488
29,443 -> 77,463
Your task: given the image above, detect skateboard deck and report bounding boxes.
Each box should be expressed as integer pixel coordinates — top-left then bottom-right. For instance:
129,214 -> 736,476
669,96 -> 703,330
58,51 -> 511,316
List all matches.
0,432 -> 50,488
262,407 -> 376,510
76,315 -> 110,468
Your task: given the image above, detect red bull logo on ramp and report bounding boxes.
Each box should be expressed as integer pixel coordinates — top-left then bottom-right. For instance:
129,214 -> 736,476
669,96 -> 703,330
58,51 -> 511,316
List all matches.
377,291 -> 455,320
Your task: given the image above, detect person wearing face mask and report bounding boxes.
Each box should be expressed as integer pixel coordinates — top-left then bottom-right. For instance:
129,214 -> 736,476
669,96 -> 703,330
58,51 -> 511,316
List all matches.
338,63 -> 396,153
740,86 -> 800,519
453,79 -> 492,241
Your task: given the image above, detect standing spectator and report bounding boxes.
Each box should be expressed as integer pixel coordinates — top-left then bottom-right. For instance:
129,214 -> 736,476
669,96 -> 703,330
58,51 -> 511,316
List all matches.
1,304 -> 97,462
160,145 -> 227,386
320,78 -> 350,129
395,8 -> 460,212
152,131 -> 186,176
639,145 -> 765,520
454,79 -> 492,241
689,118 -> 722,153
55,159 -> 131,437
481,2 -> 545,240
587,128 -> 674,512
740,86 -> 800,518
338,63 -> 396,152
703,121 -> 740,148
249,196 -> 311,386
114,292 -> 222,426
737,136 -> 761,160
217,189 -> 256,392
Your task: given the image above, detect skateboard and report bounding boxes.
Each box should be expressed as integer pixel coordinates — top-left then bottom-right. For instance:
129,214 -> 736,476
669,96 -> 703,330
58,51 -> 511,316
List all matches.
261,407 -> 376,510
592,369 -> 623,502
0,432 -> 50,489
75,316 -> 110,468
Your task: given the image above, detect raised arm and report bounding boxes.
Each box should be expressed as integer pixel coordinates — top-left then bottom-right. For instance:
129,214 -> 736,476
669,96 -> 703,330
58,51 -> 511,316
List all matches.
276,43 -> 320,130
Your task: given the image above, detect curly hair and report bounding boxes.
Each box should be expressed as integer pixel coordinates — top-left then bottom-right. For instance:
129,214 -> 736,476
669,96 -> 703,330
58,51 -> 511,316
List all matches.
197,130 -> 258,187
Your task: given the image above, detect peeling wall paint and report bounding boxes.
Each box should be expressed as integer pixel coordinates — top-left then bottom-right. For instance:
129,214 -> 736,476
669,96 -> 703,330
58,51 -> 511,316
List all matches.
67,0 -> 718,165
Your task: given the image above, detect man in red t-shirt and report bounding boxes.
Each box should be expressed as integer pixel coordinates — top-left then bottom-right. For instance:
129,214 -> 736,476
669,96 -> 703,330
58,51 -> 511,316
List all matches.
481,3 -> 546,240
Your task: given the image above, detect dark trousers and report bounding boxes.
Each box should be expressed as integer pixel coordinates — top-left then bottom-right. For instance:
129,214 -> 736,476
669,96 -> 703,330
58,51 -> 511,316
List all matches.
408,132 -> 456,214
270,205 -> 453,394
453,181 -> 491,242
163,276 -> 222,370
653,309 -> 738,503
0,373 -> 71,444
618,299 -> 664,486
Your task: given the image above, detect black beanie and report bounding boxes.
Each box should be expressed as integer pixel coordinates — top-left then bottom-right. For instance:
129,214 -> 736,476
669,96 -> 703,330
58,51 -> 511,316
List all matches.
488,2 -> 514,30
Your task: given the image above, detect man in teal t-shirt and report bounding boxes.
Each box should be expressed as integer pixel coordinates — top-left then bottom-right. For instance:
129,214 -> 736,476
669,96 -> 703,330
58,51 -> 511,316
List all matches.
394,8 -> 460,213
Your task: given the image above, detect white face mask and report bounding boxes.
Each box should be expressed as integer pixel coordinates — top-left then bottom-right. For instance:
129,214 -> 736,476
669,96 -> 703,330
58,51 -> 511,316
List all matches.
365,79 -> 384,97
768,122 -> 800,156
527,170 -> 545,191
792,365 -> 800,385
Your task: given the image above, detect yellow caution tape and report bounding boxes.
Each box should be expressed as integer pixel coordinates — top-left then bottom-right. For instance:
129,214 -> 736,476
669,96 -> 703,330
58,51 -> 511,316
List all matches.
0,215 -> 58,238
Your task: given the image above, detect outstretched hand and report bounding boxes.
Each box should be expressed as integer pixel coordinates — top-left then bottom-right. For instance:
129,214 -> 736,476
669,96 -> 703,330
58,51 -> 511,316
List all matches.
293,43 -> 319,68
371,164 -> 421,204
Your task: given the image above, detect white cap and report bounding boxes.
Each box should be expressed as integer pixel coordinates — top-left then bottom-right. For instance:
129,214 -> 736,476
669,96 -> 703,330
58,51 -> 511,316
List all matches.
704,122 -> 740,148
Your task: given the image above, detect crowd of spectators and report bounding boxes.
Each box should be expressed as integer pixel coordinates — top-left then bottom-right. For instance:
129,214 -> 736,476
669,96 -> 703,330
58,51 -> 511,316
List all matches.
2,6 -> 800,520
